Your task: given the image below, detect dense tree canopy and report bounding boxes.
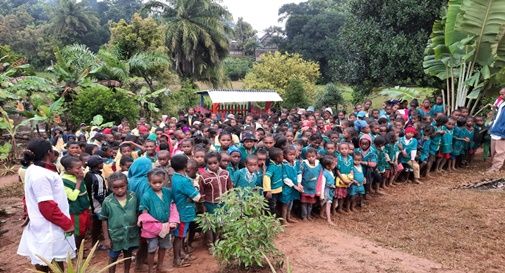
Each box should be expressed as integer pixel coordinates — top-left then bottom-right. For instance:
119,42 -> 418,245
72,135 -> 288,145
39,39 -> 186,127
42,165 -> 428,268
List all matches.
332,0 -> 446,96
232,17 -> 258,57
279,0 -> 345,82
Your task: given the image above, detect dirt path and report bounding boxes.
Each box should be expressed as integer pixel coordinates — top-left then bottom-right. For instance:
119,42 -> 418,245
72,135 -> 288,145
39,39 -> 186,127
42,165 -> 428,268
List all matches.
278,222 -> 462,273
0,174 -> 17,188
0,193 -> 460,273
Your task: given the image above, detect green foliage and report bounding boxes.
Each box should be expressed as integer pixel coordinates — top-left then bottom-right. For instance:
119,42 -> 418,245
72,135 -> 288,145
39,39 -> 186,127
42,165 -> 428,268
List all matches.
90,114 -> 114,129
108,13 -> 166,60
223,57 -> 253,81
128,51 -> 170,91
232,17 -> 258,56
279,0 -> 346,82
162,80 -> 198,116
49,0 -> 100,46
423,0 -> 505,113
34,240 -> 129,273
379,86 -> 436,100
244,52 -> 320,99
145,0 -> 231,83
315,83 -> 344,109
283,79 -> 308,108
70,84 -> 139,125
334,0 -> 446,94
196,187 -> 283,269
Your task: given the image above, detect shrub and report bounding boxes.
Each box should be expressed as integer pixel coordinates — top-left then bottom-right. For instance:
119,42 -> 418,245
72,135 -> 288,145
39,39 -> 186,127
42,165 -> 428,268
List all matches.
283,79 -> 308,108
70,84 -> 139,126
197,187 -> 283,269
223,57 -> 253,81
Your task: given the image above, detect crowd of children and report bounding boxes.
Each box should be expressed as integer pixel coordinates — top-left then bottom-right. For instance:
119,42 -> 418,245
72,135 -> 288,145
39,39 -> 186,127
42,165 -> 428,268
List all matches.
20,97 -> 495,272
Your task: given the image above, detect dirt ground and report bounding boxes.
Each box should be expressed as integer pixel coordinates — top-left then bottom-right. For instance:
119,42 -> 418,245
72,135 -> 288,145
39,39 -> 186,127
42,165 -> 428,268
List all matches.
1,158 -> 504,273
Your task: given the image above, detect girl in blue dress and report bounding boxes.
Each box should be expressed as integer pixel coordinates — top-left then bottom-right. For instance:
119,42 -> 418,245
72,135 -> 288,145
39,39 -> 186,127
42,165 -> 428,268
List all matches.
320,155 -> 336,226
347,153 -> 366,212
300,148 -> 322,221
281,146 -> 303,224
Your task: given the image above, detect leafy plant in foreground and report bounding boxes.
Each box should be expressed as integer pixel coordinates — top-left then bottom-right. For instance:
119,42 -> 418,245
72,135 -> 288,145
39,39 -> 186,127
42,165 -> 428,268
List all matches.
196,187 -> 284,269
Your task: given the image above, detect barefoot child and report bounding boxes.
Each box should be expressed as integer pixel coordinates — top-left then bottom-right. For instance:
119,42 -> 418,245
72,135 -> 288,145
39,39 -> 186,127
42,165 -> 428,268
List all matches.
139,168 -> 177,273
171,155 -> 202,268
300,148 -> 322,221
281,146 -> 303,224
336,143 -> 353,213
263,147 -> 284,216
320,155 -> 336,226
100,172 -> 139,273
347,153 -> 366,212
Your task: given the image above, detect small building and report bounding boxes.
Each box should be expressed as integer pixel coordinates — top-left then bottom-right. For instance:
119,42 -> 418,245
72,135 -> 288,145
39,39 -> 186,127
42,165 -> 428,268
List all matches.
196,89 -> 283,118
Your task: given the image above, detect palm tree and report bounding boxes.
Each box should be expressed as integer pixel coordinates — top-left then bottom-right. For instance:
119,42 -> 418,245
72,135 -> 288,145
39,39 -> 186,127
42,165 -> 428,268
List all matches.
50,0 -> 100,45
144,0 -> 231,84
128,51 -> 170,91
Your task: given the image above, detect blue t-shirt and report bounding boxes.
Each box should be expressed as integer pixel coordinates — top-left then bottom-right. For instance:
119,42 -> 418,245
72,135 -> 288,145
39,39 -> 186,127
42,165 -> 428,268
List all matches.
337,154 -> 353,174
265,161 -> 284,191
171,173 -> 199,222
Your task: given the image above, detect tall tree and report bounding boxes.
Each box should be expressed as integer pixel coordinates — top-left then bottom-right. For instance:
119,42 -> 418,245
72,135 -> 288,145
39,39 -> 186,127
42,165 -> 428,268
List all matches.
334,0 -> 446,98
233,17 -> 258,56
144,0 -> 231,84
279,0 -> 345,82
49,0 -> 100,46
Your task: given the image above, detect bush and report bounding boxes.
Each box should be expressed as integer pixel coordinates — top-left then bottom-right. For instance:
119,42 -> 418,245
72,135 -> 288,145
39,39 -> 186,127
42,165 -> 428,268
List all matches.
315,83 -> 344,109
70,84 -> 139,126
197,187 -> 283,269
223,57 -> 254,81
283,79 -> 308,108
161,80 -> 199,116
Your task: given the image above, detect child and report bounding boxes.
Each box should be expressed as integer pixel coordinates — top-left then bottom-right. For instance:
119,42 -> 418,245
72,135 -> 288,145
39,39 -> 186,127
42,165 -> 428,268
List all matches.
374,136 -> 389,190
429,115 -> 447,175
419,126 -> 434,178
355,134 -> 380,196
454,117 -> 475,167
180,139 -> 194,158
219,151 -> 230,170
156,150 -> 171,169
234,155 -> 262,189
437,118 -> 455,172
171,155 -> 202,268
347,153 -> 366,212
431,96 -> 445,117
192,147 -> 206,171
239,132 -> 257,163
263,147 -> 284,216
301,135 -> 323,159
226,146 -> 242,182
60,155 -> 91,249
66,141 -> 82,157
83,155 -> 108,246
320,156 -> 336,226
398,127 -> 420,184
120,156 -> 134,176
216,132 -> 233,152
198,152 -> 233,249
143,140 -> 158,163
100,172 -> 139,273
300,148 -> 322,221
139,168 -> 176,273
336,143 -> 353,213
280,146 -> 303,224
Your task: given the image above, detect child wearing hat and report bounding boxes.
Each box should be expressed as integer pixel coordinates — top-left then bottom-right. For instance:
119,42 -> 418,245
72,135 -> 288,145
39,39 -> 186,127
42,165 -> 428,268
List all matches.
398,126 -> 421,184
238,132 -> 257,164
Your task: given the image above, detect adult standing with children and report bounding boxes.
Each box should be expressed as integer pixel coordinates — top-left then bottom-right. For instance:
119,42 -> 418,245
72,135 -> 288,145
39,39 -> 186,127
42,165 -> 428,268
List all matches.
488,88 -> 505,172
17,139 -> 76,272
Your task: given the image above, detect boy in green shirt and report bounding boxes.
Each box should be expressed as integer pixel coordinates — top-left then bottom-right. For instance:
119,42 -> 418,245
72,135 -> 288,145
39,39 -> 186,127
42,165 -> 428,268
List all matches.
100,172 -> 139,273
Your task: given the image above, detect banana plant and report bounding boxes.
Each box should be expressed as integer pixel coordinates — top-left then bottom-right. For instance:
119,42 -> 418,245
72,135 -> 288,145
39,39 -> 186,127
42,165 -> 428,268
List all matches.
90,114 -> 114,129
0,107 -> 32,162
423,0 -> 505,114
129,86 -> 170,119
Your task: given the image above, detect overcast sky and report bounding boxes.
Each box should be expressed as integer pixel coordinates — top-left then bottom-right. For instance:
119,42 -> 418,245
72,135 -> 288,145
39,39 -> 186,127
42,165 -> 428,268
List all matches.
221,0 -> 305,34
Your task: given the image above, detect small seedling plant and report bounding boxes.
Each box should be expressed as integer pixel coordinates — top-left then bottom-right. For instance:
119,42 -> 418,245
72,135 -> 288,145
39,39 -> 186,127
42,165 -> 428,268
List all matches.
197,187 -> 284,269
